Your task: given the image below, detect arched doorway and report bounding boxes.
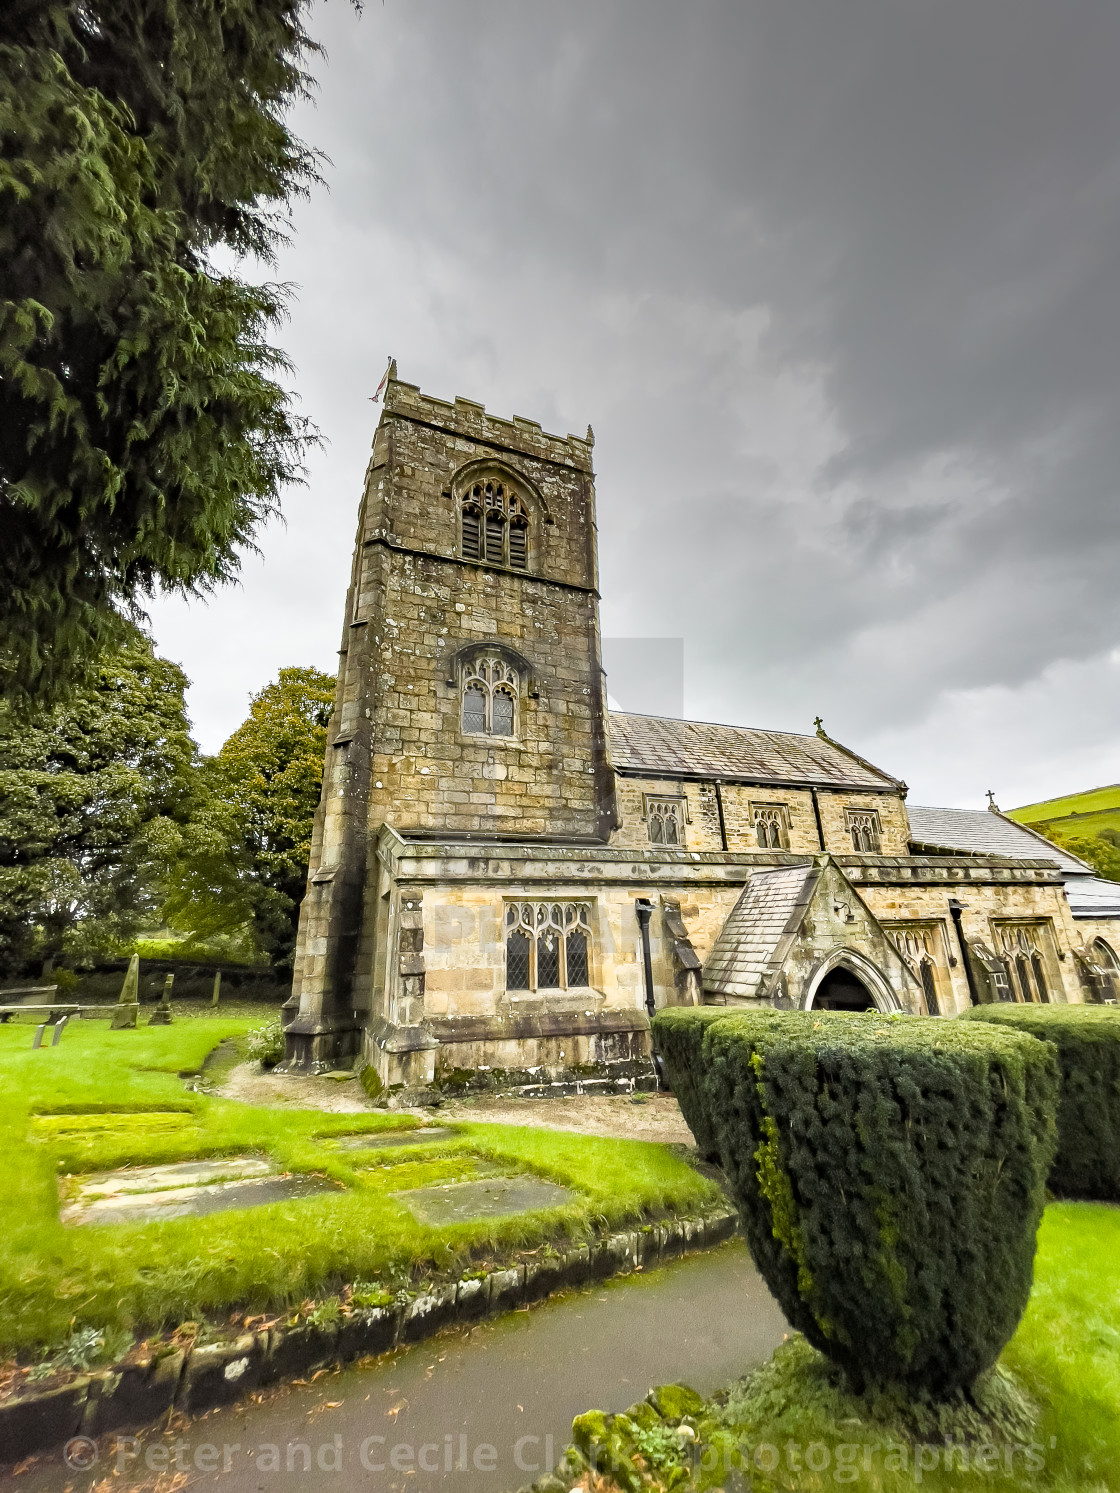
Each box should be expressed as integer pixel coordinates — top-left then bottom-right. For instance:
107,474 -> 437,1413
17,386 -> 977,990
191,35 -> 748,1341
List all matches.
804,948 -> 903,1013
812,966 -> 877,1012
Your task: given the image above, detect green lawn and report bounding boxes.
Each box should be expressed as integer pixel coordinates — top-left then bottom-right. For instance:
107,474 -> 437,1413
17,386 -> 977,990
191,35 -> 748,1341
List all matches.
563,1202 -> 1120,1493
0,1021 -> 720,1361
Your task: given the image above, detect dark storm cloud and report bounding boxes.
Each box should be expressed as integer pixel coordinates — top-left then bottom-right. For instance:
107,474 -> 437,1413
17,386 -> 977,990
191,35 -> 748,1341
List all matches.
152,0 -> 1120,803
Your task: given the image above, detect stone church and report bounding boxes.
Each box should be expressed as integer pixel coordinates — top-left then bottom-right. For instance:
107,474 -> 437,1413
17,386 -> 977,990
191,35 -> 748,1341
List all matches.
281,369 -> 1120,1087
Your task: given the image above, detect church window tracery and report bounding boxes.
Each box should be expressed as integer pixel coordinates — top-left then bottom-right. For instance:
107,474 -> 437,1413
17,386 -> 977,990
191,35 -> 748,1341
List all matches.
645,796 -> 684,846
889,924 -> 945,1015
460,657 -> 520,737
505,903 -> 592,991
846,808 -> 882,852
996,925 -> 1051,1003
459,479 -> 529,569
751,803 -> 789,850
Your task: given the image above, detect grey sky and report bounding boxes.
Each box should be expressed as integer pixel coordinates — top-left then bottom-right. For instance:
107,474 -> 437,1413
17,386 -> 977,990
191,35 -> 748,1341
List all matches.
150,0 -> 1120,808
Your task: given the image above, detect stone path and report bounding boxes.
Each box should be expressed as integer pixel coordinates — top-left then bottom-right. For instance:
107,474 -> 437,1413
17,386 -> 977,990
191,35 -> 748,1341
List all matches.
16,1241 -> 787,1493
217,1063 -> 698,1146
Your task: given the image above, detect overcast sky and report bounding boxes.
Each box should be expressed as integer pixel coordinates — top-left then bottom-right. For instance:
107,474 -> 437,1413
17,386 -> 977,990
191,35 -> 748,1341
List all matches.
149,0 -> 1120,810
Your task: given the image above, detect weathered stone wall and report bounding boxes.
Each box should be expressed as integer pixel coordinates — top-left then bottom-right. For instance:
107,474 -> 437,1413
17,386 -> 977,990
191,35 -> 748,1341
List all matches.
854,870 -> 1084,1012
610,776 -> 912,856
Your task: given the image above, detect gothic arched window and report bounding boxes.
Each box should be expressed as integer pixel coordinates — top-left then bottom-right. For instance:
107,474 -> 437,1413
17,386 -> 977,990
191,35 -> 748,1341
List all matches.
459,479 -> 530,569
460,656 -> 520,737
505,903 -> 592,991
846,808 -> 882,852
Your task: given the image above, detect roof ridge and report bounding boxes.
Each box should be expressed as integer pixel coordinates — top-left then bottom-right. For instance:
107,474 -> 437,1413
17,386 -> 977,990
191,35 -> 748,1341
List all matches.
608,708 -> 827,744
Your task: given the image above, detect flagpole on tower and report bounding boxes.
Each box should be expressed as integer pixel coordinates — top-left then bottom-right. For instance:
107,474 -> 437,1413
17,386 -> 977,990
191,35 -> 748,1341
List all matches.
370,356 -> 396,405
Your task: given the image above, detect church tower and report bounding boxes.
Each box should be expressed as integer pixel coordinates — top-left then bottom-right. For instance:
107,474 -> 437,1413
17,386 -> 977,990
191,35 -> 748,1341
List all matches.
283,368 -> 616,1070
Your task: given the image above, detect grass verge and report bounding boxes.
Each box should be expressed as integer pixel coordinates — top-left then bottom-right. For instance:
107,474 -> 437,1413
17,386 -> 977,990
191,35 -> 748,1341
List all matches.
546,1202 -> 1120,1493
0,1022 -> 720,1362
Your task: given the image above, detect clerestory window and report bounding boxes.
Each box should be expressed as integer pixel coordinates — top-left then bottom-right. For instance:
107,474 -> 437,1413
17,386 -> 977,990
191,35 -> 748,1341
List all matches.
646,797 -> 684,846
846,808 -> 882,852
751,803 -> 789,850
460,656 -> 519,737
460,480 -> 529,569
505,902 -> 592,991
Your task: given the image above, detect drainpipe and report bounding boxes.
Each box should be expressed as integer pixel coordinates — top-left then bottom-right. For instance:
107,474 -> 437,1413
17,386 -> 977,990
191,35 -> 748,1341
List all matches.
948,898 -> 980,1006
634,898 -> 666,1088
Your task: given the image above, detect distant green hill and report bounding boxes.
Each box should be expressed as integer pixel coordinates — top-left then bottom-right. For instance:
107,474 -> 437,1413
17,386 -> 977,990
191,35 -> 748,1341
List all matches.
1008,783 -> 1120,839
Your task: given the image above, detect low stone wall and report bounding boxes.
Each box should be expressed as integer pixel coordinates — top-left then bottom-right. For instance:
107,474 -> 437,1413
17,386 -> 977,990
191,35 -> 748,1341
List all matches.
0,1211 -> 738,1466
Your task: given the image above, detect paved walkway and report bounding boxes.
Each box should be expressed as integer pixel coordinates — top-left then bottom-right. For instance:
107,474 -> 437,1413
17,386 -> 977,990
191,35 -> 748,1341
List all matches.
217,1064 -> 698,1146
17,1241 -> 786,1493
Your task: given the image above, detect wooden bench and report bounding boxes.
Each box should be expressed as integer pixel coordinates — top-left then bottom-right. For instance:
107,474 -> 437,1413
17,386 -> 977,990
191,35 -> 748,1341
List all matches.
0,989 -> 117,1046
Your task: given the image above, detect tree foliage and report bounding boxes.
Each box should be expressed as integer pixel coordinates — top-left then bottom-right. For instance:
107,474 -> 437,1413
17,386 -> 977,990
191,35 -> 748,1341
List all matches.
0,626 -> 196,972
0,0 -> 337,704
1035,823 -> 1120,883
163,666 -> 334,966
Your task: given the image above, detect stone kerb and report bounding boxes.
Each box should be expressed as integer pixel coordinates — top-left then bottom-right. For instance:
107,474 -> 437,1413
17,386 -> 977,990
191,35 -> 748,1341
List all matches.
0,1212 -> 737,1464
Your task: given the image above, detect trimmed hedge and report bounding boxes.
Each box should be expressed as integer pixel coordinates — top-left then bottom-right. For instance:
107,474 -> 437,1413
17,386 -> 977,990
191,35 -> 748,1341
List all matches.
701,1011 -> 1058,1395
962,1003 -> 1120,1201
651,1007 -> 784,1160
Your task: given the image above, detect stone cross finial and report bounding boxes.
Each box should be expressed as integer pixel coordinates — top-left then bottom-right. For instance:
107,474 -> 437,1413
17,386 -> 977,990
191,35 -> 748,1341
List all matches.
814,716 -> 826,737
986,789 -> 999,811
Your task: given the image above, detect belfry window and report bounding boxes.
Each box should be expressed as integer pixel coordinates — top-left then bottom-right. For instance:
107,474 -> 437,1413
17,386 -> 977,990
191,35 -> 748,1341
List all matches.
505,903 -> 592,991
751,804 -> 789,850
460,656 -> 520,737
846,808 -> 882,852
459,480 -> 529,569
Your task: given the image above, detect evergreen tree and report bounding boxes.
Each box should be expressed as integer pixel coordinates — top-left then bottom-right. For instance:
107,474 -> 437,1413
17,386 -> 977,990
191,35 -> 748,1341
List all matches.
0,628 -> 196,974
163,666 -> 335,966
0,1 -> 349,704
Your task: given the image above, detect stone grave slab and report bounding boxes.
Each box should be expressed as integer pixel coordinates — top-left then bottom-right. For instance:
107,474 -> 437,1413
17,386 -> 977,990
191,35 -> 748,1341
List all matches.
331,1127 -> 456,1152
60,1155 -> 341,1227
393,1175 -> 576,1225
76,1156 -> 272,1198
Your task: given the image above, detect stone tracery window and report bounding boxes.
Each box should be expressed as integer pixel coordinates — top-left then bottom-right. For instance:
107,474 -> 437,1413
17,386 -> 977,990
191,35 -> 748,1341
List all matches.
751,803 -> 789,850
460,657 -> 519,737
459,479 -> 529,569
890,925 -> 944,1016
846,808 -> 882,852
505,902 -> 592,991
645,796 -> 684,846
997,925 -> 1051,1003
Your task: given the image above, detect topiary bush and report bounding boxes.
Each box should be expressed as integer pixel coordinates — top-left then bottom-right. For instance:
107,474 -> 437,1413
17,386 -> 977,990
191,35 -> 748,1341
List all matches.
651,1007 -> 778,1160
962,1003 -> 1120,1201
702,1011 -> 1058,1396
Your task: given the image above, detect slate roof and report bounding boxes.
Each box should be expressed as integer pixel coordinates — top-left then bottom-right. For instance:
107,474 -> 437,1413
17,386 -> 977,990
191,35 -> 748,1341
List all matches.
907,806 -> 1091,875
607,712 -> 899,790
1065,876 -> 1120,919
703,865 -> 817,1001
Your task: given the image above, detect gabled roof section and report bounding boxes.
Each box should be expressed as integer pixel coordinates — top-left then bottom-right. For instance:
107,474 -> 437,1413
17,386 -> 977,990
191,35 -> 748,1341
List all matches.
703,864 -> 818,1002
907,806 -> 1091,876
607,712 -> 901,790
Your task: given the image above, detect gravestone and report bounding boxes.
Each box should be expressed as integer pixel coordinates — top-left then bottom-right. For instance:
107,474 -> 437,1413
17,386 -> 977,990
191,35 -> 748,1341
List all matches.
110,955 -> 139,1029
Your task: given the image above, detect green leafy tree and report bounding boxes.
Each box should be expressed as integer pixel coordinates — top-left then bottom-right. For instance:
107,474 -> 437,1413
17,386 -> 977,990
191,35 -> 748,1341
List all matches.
164,666 -> 335,966
0,1 -> 351,705
1034,823 -> 1120,883
0,628 -> 196,974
